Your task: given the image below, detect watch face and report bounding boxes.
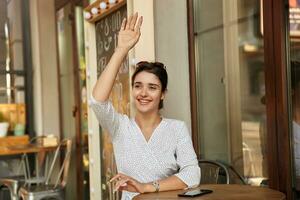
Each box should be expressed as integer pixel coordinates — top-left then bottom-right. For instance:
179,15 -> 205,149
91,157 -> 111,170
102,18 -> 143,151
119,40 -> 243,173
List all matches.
152,181 -> 159,192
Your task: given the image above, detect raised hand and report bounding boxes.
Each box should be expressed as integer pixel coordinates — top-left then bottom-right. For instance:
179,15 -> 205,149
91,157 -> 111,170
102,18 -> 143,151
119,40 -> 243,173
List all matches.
117,12 -> 143,52
92,13 -> 143,102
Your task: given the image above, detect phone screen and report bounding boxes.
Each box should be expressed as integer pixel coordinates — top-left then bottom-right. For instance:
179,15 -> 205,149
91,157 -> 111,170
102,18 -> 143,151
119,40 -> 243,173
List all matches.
178,189 -> 213,197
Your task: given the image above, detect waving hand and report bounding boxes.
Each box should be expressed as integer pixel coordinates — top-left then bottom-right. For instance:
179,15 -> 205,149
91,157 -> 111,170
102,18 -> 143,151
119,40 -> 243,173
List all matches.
92,13 -> 143,102
117,13 -> 143,52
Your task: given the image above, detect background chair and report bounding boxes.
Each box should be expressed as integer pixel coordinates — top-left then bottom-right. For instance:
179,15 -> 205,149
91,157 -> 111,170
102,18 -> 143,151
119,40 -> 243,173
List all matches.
24,135 -> 56,185
226,164 -> 247,184
199,159 -> 230,184
0,142 -> 34,200
199,159 -> 246,184
0,135 -> 58,200
0,156 -> 27,200
19,139 -> 72,200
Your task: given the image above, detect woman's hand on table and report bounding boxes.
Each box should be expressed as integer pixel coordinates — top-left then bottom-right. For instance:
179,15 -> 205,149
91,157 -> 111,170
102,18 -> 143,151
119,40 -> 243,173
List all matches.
110,173 -> 150,194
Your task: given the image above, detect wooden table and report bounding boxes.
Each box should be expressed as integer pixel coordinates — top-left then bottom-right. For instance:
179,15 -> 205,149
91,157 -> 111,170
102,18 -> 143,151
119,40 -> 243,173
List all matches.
0,135 -> 58,156
133,184 -> 286,200
0,139 -> 59,182
0,135 -> 29,150
0,144 -> 58,156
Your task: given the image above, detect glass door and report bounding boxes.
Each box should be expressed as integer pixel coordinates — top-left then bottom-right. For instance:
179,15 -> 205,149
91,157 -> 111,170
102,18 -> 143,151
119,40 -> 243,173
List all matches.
56,3 -> 77,199
56,2 -> 89,199
75,5 -> 90,200
194,0 -> 268,185
289,0 -> 300,195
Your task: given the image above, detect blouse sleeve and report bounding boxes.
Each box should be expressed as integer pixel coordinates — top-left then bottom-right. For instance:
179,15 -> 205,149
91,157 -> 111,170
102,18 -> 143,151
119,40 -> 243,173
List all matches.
89,95 -> 124,139
174,122 -> 201,188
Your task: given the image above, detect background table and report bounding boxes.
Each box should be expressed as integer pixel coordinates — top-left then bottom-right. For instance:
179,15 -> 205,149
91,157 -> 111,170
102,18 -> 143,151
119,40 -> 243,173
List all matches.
133,184 -> 286,200
0,135 -> 58,156
0,144 -> 57,156
0,140 -> 59,182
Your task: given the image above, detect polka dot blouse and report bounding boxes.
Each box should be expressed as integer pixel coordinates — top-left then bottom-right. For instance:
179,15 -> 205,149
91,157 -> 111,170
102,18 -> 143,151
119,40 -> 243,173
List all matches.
90,97 -> 201,199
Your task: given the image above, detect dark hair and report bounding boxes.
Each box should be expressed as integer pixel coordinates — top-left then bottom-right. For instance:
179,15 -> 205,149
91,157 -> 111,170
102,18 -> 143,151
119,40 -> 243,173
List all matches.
291,61 -> 300,90
131,61 -> 168,109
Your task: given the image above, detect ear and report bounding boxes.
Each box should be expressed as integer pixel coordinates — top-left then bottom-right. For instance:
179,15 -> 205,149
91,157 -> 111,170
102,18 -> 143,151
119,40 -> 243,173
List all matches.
161,89 -> 167,100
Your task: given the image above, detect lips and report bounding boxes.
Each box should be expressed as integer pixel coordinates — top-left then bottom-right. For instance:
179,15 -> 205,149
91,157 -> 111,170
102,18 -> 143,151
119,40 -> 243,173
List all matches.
137,98 -> 152,105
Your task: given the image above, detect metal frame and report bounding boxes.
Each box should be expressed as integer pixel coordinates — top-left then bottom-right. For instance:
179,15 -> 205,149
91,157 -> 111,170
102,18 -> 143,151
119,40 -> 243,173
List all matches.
199,159 -> 230,184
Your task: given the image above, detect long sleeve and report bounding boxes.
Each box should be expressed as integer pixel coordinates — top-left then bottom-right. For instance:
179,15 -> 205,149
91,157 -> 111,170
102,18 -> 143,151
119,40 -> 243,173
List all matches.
174,122 -> 201,188
89,95 -> 125,139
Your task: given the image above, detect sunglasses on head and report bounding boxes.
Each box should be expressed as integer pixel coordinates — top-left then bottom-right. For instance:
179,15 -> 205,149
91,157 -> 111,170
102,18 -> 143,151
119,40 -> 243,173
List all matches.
136,61 -> 166,70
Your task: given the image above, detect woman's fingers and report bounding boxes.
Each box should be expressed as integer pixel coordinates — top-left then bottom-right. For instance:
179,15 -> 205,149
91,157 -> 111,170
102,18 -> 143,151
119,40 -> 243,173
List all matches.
125,15 -> 133,30
122,13 -> 142,32
109,173 -> 126,182
114,178 -> 130,191
129,12 -> 138,30
120,18 -> 126,30
110,174 -> 122,182
135,16 -> 143,33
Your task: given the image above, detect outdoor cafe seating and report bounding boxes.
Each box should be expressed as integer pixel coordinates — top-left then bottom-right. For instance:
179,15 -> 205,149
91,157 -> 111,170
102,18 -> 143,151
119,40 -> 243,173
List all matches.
19,139 -> 72,200
198,159 -> 246,185
0,136 -> 72,200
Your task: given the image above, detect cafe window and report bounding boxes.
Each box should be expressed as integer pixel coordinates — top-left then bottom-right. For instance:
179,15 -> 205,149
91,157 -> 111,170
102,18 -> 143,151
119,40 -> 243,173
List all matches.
0,0 -> 33,137
194,0 -> 267,185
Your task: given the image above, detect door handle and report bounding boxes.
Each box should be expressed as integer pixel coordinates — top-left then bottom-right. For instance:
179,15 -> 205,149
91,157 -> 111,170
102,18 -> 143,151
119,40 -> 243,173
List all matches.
72,106 -> 78,117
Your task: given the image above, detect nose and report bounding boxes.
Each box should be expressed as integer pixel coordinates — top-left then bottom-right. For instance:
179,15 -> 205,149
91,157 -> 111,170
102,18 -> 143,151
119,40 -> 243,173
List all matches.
140,87 -> 147,97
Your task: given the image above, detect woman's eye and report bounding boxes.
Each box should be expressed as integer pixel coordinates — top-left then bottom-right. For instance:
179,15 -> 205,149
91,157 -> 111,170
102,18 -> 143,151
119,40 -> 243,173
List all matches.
149,86 -> 157,90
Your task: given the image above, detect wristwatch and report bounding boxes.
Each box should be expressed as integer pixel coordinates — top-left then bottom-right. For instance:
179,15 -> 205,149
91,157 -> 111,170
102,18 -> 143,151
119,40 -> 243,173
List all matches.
152,180 -> 160,192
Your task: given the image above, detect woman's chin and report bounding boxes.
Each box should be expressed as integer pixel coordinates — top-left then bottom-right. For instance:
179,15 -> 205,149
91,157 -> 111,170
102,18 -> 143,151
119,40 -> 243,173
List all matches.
136,105 -> 155,114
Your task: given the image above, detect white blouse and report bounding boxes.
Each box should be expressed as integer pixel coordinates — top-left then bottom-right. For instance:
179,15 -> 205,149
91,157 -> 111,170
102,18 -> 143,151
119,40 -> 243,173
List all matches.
90,97 -> 201,200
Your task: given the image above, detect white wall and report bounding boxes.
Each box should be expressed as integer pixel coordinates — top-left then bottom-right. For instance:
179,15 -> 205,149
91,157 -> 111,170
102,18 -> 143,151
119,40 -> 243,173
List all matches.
128,0 -> 156,117
30,0 -> 60,137
129,0 -> 192,130
153,0 -> 192,131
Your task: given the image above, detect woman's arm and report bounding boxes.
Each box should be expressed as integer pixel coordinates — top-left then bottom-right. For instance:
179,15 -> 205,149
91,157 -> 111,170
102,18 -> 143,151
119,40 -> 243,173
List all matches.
143,175 -> 187,192
173,122 -> 201,187
111,173 -> 187,194
92,13 -> 143,102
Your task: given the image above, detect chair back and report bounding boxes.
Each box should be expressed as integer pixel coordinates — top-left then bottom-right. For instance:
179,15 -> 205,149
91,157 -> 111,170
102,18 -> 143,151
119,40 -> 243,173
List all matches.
199,159 -> 247,184
227,165 -> 247,184
22,135 -> 59,183
45,139 -> 72,188
199,159 -> 230,184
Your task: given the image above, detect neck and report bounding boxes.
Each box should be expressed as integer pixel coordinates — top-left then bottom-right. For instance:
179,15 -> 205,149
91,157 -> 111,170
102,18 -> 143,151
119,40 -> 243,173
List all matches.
135,111 -> 162,129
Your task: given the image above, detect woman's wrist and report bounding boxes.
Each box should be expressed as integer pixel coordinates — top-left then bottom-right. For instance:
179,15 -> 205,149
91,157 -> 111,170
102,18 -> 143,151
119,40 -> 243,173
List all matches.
115,46 -> 130,54
143,182 -> 157,193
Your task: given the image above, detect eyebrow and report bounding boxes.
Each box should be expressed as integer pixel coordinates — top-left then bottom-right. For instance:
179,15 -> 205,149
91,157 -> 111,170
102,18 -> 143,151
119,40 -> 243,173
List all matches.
148,83 -> 160,87
133,82 -> 160,87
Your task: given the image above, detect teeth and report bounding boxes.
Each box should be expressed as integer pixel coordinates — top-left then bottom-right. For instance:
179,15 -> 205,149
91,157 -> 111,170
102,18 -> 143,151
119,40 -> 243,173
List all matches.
139,99 -> 150,104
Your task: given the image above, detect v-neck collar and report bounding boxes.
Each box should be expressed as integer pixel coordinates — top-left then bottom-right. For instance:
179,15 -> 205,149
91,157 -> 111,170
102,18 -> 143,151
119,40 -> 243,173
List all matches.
131,117 -> 165,144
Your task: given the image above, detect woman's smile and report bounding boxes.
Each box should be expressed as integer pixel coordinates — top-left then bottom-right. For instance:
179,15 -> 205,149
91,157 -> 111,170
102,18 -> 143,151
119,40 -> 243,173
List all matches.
137,98 -> 152,105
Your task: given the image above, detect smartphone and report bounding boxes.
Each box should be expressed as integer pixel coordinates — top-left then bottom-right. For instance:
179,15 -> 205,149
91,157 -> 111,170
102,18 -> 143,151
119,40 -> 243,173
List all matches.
178,189 -> 213,197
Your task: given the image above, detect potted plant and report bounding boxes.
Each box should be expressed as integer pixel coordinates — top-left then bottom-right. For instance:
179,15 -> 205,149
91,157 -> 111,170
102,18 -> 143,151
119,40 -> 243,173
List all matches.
0,112 -> 9,137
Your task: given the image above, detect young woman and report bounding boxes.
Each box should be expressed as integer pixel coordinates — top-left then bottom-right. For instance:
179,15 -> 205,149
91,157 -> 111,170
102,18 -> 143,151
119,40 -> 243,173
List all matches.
91,13 -> 200,200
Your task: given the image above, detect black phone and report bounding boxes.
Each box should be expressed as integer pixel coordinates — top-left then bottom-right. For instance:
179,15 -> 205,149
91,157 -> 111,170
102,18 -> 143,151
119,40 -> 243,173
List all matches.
178,189 -> 213,197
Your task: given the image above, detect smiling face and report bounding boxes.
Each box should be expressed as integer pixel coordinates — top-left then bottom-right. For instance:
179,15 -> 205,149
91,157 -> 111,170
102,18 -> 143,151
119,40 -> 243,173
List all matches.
132,71 -> 165,114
